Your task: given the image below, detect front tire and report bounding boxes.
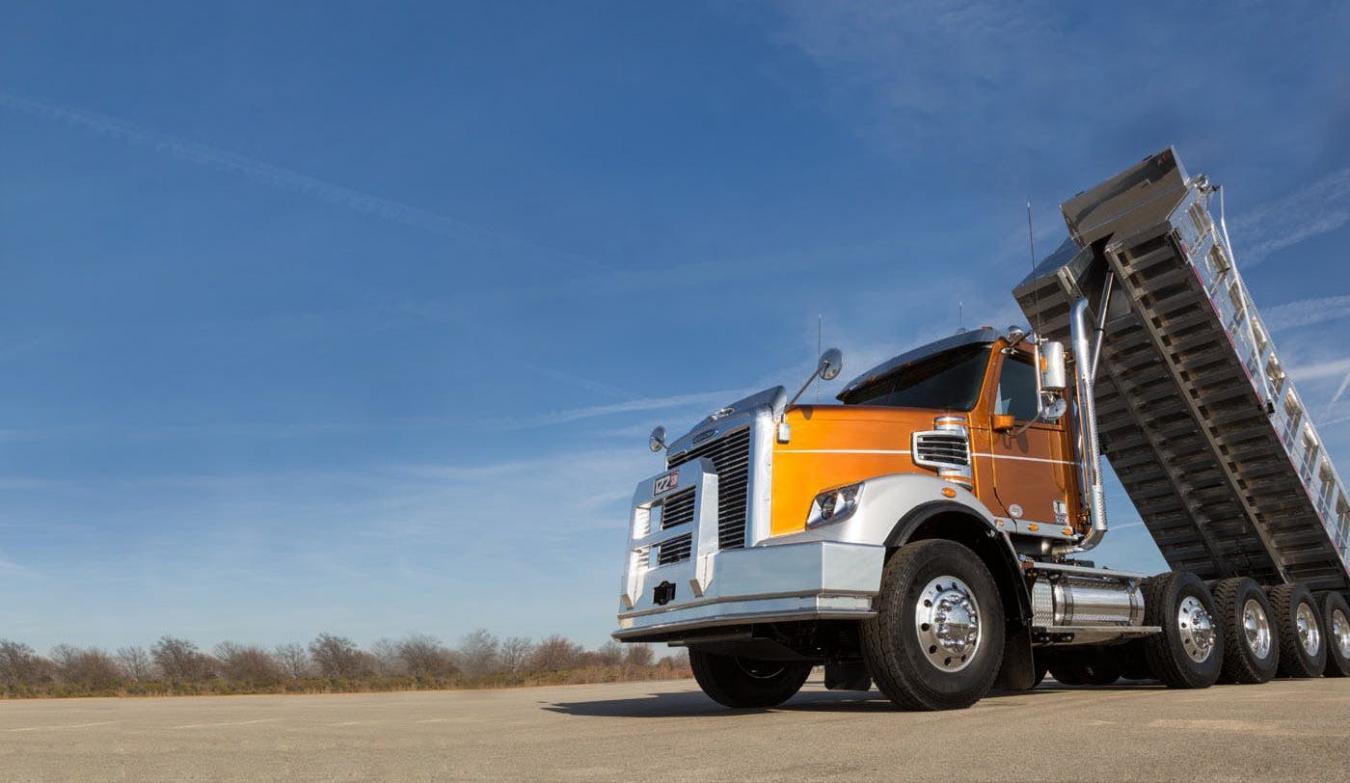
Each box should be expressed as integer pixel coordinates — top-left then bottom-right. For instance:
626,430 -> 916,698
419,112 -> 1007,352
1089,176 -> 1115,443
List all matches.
1212,577 -> 1279,684
861,539 -> 1005,711
1141,572 -> 1224,689
688,650 -> 811,709
1267,583 -> 1326,678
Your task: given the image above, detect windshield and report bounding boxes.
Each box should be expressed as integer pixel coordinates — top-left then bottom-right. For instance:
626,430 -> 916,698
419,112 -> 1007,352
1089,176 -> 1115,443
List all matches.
839,344 -> 990,410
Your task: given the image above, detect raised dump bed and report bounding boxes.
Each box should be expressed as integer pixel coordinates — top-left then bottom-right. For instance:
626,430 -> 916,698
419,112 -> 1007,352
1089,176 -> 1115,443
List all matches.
1016,148 -> 1350,592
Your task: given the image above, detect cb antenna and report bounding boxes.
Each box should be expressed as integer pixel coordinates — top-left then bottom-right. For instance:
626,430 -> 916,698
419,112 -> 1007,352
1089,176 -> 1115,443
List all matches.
1027,200 -> 1041,337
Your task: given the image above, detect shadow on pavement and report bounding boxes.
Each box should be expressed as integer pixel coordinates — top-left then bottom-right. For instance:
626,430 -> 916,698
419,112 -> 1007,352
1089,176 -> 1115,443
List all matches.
544,680 -> 1166,718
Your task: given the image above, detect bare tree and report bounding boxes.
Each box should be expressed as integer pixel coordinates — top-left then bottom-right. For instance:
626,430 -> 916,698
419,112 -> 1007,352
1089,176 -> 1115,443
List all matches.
396,634 -> 457,679
368,638 -> 405,677
50,645 -> 124,690
623,643 -> 654,668
0,640 -> 51,689
527,634 -> 582,673
151,636 -> 215,683
457,629 -> 500,677
273,643 -> 311,678
308,633 -> 367,678
116,646 -> 152,681
594,640 -> 624,667
215,642 -> 283,686
499,636 -> 533,673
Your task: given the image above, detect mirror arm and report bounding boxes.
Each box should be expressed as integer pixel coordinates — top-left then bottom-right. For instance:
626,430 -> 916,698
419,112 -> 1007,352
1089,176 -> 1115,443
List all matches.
784,373 -> 819,415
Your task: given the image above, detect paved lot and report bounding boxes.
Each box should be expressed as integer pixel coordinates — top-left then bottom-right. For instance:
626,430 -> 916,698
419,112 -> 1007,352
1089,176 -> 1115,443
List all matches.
1,676 -> 1347,782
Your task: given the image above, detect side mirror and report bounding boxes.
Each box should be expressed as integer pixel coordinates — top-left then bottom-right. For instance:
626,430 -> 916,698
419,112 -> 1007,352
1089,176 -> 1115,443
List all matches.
818,348 -> 844,381
1040,341 -> 1067,392
648,425 -> 666,453
992,413 -> 1015,433
787,348 -> 845,411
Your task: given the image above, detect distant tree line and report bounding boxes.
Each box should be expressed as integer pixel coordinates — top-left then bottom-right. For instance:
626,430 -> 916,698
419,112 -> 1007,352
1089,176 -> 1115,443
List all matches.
0,630 -> 688,698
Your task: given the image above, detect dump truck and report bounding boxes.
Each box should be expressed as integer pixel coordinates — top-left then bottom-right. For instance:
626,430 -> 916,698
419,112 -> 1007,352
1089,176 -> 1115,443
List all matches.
613,148 -> 1350,710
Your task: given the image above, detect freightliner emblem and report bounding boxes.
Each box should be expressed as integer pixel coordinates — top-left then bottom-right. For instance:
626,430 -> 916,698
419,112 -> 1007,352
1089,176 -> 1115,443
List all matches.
692,429 -> 717,445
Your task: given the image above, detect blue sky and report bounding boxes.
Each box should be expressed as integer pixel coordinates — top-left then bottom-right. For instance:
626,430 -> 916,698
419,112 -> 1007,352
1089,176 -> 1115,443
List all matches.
2,1 -> 1349,651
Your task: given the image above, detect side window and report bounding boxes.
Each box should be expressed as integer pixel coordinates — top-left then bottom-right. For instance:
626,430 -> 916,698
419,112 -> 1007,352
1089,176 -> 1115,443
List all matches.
995,357 -> 1040,421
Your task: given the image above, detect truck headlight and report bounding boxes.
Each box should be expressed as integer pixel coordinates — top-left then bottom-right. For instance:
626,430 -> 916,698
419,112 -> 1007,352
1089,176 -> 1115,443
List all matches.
806,482 -> 863,528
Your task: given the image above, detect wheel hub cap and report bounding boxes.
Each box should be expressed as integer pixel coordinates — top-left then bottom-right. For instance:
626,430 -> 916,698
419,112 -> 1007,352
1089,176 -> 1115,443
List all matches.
915,575 -> 981,672
1177,595 -> 1216,663
1241,598 -> 1272,660
1296,602 -> 1322,658
1332,609 -> 1350,660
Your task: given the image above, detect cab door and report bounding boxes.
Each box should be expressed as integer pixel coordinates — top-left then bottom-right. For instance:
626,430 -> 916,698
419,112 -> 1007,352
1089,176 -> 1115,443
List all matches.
982,351 -> 1075,532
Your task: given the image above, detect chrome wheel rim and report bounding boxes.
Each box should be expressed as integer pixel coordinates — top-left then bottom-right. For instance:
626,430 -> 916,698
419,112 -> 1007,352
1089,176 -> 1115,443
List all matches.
1333,609 -> 1350,660
1177,595 -> 1217,663
914,575 -> 981,672
1242,598 -> 1272,660
1295,601 -> 1321,658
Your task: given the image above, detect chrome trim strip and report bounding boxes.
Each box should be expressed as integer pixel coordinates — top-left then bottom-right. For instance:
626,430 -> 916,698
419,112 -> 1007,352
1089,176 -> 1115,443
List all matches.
779,449 -> 912,455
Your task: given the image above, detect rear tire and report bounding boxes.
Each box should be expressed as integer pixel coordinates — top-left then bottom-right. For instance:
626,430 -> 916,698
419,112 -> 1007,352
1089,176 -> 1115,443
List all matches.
1212,577 -> 1279,684
688,650 -> 811,709
1267,583 -> 1327,678
861,539 -> 1005,710
1141,572 -> 1223,689
1319,592 -> 1350,678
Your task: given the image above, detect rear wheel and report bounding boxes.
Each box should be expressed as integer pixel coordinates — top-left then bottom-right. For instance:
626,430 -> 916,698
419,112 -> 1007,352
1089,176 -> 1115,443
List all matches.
1212,577 -> 1279,684
1141,572 -> 1223,688
861,539 -> 1005,710
1320,592 -> 1350,678
688,650 -> 811,709
1267,583 -> 1327,678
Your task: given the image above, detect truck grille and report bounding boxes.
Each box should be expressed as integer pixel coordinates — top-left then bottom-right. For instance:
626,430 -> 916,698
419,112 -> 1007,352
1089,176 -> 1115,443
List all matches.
659,488 -> 695,529
656,533 -> 692,565
914,432 -> 970,468
668,426 -> 752,550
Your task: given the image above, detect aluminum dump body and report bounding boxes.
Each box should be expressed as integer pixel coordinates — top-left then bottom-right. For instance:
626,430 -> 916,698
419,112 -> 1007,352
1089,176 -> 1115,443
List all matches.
1016,148 -> 1350,591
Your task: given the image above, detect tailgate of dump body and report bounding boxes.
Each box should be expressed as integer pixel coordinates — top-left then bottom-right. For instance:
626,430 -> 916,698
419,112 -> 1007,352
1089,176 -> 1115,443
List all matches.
1015,148 -> 1350,592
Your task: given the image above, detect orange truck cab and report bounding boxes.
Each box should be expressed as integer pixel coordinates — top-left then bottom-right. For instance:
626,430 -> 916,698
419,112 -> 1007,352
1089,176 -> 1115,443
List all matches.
614,148 -> 1350,711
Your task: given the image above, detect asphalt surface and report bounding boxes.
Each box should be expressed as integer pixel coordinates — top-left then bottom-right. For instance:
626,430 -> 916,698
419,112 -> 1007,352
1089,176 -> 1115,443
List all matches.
1,676 -> 1347,782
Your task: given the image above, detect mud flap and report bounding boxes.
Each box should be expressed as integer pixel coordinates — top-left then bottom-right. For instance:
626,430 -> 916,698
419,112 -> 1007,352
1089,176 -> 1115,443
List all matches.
824,661 -> 873,691
993,621 -> 1036,690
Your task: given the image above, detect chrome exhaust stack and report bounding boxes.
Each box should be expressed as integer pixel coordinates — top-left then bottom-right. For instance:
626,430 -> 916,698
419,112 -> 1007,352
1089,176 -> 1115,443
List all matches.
1056,297 -> 1107,555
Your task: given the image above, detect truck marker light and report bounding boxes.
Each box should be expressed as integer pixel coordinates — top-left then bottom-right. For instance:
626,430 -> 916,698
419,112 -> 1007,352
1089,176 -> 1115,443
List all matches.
1063,527 -> 1074,537
1027,523 -> 1039,532
941,487 -> 957,498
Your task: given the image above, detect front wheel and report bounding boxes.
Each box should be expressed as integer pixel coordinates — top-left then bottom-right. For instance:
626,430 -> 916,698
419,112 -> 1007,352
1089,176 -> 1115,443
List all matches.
861,539 -> 1005,711
688,650 -> 811,709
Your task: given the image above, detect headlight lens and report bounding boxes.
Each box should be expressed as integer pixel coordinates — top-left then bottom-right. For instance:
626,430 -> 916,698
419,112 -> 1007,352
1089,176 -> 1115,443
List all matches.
806,482 -> 863,528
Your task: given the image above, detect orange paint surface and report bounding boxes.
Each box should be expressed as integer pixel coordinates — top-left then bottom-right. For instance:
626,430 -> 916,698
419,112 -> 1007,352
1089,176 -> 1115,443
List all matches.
767,337 -> 1085,538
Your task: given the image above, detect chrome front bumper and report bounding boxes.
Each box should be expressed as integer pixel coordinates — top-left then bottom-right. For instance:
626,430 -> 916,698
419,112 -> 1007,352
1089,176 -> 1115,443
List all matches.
614,459 -> 883,641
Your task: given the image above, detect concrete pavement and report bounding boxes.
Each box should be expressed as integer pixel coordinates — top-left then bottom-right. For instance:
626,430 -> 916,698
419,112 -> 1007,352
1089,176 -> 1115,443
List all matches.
1,676 -> 1347,781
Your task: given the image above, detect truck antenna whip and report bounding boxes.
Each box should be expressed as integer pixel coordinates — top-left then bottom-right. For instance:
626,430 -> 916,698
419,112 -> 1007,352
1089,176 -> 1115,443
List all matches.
1027,200 -> 1041,336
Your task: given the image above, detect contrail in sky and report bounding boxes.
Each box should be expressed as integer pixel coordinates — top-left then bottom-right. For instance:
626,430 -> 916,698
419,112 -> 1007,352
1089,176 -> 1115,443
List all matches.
0,90 -> 608,270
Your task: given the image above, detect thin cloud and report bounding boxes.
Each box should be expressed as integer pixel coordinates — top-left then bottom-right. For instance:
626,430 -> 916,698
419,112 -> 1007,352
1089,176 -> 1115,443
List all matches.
1235,166 -> 1350,266
1262,293 -> 1350,331
1288,358 -> 1350,382
0,90 -> 609,272
496,388 -> 751,429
